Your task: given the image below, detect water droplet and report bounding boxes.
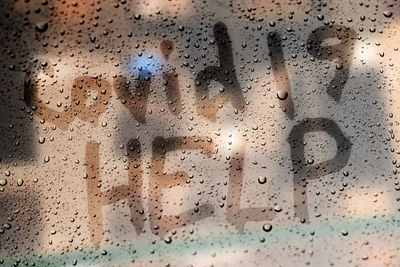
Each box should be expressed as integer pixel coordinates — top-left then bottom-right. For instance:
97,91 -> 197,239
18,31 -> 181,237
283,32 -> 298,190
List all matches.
383,10 -> 393,18
277,90 -> 288,100
274,205 -> 282,212
262,223 -> 272,232
36,22 -> 48,32
258,176 -> 267,184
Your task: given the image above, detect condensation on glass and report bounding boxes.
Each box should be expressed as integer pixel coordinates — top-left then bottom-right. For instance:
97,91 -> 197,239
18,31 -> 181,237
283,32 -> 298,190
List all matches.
0,0 -> 399,266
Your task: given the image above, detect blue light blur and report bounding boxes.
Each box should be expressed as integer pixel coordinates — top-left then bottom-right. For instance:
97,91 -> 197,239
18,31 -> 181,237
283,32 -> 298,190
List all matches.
127,53 -> 164,76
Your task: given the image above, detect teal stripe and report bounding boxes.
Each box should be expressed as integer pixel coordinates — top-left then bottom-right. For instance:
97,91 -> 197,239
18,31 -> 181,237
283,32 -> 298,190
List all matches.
2,214 -> 399,266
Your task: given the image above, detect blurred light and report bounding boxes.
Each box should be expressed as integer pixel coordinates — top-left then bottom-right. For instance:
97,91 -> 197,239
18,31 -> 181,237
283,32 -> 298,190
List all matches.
138,0 -> 193,17
226,129 -> 242,150
353,40 -> 378,66
345,189 -> 391,218
127,53 -> 164,75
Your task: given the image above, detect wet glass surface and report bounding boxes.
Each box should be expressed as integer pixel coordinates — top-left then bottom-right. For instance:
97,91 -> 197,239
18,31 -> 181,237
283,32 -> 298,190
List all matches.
0,0 -> 400,266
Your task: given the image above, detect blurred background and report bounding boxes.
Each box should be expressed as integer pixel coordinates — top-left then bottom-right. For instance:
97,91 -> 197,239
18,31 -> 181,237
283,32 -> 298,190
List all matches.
0,0 -> 400,266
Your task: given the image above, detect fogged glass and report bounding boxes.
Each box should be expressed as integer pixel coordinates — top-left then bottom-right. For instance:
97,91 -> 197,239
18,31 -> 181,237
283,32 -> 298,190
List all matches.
0,0 -> 399,266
